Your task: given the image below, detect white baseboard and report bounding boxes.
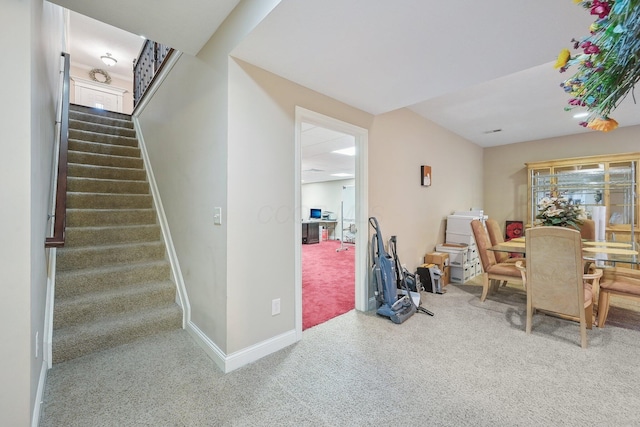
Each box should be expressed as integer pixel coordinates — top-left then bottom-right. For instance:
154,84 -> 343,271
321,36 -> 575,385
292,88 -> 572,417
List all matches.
132,117 -> 191,328
186,321 -> 226,372
31,360 -> 48,427
186,321 -> 298,373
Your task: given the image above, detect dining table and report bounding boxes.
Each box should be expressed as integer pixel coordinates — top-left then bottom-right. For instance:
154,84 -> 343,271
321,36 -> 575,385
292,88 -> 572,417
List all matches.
489,237 -> 640,266
489,236 -> 640,326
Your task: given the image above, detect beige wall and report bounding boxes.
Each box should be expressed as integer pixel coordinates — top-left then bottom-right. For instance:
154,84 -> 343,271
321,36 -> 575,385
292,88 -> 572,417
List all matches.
369,109 -> 484,270
137,0 -> 280,354
1,0 -> 65,424
140,27 -> 485,355
227,58 -> 373,352
484,126 -> 640,231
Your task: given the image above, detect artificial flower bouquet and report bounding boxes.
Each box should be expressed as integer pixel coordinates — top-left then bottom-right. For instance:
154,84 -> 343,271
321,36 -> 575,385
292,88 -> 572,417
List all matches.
535,196 -> 587,230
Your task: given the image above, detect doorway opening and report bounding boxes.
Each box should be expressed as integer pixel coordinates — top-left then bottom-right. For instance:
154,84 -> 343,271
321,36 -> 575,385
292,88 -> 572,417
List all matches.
294,107 -> 368,339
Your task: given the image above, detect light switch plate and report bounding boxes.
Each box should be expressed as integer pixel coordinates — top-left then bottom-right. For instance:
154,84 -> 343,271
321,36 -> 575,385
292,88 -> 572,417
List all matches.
214,207 -> 222,225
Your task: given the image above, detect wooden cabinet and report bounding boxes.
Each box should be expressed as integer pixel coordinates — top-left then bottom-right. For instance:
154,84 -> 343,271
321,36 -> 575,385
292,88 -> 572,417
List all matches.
526,153 -> 639,244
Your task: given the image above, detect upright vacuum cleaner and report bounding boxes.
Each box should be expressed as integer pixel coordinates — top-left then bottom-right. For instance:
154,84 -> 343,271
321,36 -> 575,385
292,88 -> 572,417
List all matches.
389,235 -> 434,317
369,217 -> 417,324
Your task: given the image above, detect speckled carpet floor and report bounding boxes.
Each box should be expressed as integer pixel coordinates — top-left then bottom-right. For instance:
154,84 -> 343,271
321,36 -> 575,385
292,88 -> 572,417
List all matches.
40,282 -> 640,426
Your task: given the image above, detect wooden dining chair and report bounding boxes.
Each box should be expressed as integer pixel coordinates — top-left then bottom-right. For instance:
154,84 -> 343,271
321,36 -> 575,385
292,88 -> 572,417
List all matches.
485,219 -> 525,265
521,226 -> 602,348
597,267 -> 640,327
579,219 -> 596,240
470,220 -> 524,302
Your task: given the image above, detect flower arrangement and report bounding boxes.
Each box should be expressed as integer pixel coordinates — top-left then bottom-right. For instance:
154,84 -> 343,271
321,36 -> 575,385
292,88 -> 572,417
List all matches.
556,0 -> 640,131
536,196 -> 587,229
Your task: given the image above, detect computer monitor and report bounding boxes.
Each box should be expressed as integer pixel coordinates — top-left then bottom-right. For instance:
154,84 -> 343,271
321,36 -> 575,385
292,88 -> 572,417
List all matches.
310,208 -> 321,220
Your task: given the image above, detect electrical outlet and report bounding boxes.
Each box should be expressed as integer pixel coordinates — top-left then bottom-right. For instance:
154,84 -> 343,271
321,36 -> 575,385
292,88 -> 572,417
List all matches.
272,298 -> 281,316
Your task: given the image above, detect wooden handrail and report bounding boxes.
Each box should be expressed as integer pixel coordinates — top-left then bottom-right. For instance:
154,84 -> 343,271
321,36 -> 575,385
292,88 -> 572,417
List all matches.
45,52 -> 70,248
133,38 -> 174,110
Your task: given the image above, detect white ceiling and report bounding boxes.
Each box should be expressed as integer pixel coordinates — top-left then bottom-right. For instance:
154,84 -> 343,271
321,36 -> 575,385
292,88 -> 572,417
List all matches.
56,0 -> 640,153
301,124 -> 355,184
231,0 -> 640,147
67,11 -> 144,82
51,0 -> 241,55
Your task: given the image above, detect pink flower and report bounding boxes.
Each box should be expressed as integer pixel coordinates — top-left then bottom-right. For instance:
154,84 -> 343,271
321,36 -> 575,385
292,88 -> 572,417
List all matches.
591,1 -> 611,19
582,41 -> 600,54
569,98 -> 586,106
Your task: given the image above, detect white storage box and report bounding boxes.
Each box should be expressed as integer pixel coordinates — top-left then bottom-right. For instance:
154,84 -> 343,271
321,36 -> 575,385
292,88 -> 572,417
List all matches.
435,243 -> 468,267
475,260 -> 483,276
467,246 -> 478,262
446,214 -> 479,234
446,231 -> 477,247
450,265 -> 472,284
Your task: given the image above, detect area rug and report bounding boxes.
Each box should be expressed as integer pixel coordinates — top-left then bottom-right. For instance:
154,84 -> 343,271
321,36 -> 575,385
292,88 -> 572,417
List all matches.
302,240 -> 355,329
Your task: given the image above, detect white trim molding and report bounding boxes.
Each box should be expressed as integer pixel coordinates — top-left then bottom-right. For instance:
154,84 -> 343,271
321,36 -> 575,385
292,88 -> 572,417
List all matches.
294,107 -> 369,339
31,360 -> 48,427
132,50 -> 183,118
132,118 -> 191,328
187,321 -> 297,373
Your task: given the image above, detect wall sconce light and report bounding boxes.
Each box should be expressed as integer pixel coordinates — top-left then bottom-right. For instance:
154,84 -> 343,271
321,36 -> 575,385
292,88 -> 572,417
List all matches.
100,52 -> 117,67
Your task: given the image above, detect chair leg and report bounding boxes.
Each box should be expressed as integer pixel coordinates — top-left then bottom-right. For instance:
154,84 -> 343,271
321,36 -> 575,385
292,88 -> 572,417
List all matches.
585,303 -> 593,330
490,279 -> 499,293
580,320 -> 587,349
480,273 -> 489,302
526,298 -> 532,334
597,290 -> 611,328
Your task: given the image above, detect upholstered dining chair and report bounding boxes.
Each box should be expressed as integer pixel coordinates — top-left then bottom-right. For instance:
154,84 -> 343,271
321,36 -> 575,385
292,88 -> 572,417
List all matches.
597,267 -> 640,328
519,226 -> 602,348
485,219 -> 525,265
579,219 -> 596,240
470,220 -> 524,302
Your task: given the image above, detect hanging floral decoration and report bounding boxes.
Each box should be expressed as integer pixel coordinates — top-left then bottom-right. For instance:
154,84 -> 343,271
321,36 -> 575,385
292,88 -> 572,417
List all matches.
557,0 -> 640,132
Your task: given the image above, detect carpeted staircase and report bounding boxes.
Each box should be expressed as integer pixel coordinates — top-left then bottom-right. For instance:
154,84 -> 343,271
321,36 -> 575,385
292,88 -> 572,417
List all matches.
53,104 -> 182,364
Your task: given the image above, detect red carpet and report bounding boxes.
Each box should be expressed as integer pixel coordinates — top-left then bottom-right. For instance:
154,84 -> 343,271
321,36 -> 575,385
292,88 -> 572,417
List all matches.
302,240 -> 355,330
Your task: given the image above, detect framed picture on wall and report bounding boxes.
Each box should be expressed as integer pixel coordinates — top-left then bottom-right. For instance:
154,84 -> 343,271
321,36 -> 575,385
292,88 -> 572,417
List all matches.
421,165 -> 432,187
505,220 -> 523,241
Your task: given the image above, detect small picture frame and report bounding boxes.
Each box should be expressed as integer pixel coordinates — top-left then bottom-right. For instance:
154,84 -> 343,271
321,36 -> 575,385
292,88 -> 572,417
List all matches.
421,165 -> 432,187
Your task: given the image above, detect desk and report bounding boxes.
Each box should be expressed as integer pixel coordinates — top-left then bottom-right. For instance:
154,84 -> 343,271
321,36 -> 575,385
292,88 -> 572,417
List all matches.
303,220 -> 338,241
302,220 -> 338,243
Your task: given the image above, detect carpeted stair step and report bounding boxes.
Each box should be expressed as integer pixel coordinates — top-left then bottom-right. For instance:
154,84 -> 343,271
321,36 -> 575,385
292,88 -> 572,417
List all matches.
68,164 -> 147,181
70,104 -> 131,121
69,110 -> 134,129
52,304 -> 182,364
54,104 -> 182,364
65,224 -> 162,247
69,119 -> 137,138
68,128 -> 138,147
55,260 -> 171,299
53,281 -> 177,330
68,177 -> 150,194
69,139 -> 140,158
67,192 -> 153,209
66,208 -> 156,227
68,150 -> 143,169
57,241 -> 166,271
